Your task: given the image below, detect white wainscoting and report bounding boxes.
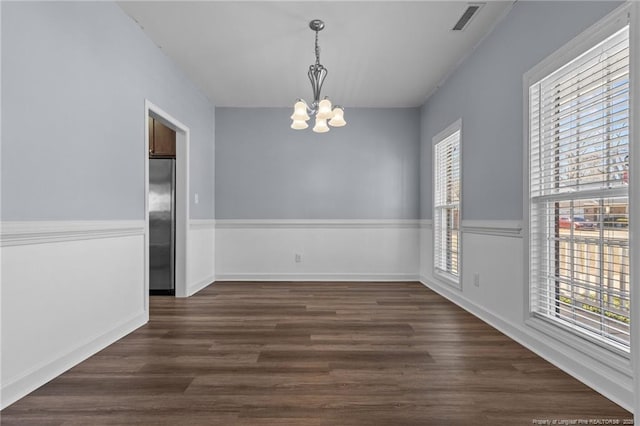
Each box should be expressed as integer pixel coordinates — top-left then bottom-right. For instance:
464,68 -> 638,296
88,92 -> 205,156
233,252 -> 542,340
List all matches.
419,220 -> 634,412
418,220 -> 433,280
0,221 -> 147,409
215,220 -> 419,281
188,220 -> 216,296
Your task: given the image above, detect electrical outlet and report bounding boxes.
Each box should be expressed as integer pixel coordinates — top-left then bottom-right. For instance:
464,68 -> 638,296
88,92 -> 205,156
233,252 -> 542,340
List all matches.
473,273 -> 480,287
295,253 -> 302,263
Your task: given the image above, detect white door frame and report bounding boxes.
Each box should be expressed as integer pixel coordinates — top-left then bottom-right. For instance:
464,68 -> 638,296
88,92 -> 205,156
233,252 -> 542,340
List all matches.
144,100 -> 190,304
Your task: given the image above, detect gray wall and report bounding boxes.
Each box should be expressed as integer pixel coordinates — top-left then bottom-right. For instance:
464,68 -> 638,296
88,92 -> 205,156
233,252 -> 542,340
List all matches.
216,107 -> 420,219
419,1 -> 622,220
1,1 -> 215,220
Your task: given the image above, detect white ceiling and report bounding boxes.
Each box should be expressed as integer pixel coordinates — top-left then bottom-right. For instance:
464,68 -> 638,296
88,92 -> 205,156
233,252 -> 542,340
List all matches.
118,1 -> 514,108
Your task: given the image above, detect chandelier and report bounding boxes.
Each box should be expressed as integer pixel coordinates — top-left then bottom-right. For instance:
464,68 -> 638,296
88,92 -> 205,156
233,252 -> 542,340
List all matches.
290,19 -> 346,133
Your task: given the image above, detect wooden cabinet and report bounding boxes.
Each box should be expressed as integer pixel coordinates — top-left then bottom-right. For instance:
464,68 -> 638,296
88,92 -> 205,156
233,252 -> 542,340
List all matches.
149,116 -> 176,157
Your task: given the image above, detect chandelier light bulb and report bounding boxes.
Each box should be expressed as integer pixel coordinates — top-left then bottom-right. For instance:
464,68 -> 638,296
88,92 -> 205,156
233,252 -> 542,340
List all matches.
291,119 -> 309,130
316,98 -> 333,120
312,118 -> 330,133
291,101 -> 310,121
328,106 -> 346,127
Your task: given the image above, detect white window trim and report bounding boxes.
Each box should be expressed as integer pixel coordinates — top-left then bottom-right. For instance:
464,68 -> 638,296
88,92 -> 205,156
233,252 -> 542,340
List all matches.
433,118 -> 463,289
629,2 -> 640,417
522,2 -> 635,371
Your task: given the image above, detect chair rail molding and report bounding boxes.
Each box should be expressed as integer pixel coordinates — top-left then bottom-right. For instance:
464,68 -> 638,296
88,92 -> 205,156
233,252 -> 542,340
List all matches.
1,220 -> 145,246
461,219 -> 523,238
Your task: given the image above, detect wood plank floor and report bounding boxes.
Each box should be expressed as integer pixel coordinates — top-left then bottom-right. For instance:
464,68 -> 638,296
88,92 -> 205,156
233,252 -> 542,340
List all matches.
1,282 -> 632,425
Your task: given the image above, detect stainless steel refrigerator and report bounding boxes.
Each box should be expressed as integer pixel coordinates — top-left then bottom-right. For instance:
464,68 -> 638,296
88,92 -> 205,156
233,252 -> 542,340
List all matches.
149,159 -> 175,295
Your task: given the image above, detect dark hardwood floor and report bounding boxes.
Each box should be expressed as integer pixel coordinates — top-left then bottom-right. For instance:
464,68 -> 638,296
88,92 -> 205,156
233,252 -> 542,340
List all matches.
1,282 -> 632,425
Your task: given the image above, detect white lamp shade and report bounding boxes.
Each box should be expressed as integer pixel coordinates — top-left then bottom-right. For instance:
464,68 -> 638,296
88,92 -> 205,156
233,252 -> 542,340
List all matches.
291,101 -> 310,121
316,98 -> 333,119
312,118 -> 330,133
291,119 -> 309,130
328,107 -> 346,127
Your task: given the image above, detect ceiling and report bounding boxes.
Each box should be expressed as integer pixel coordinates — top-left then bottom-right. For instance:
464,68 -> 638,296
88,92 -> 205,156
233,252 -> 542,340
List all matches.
118,1 -> 514,108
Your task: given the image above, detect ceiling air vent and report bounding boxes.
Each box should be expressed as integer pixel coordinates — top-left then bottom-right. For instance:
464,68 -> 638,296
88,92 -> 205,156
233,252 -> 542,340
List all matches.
452,3 -> 484,31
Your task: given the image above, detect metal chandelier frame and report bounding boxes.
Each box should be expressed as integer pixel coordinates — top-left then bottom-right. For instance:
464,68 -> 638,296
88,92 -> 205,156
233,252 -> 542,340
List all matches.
290,19 -> 346,133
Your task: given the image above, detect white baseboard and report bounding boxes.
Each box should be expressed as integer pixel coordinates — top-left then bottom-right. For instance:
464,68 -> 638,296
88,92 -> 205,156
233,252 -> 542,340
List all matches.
215,273 -> 419,282
1,312 -> 146,409
187,275 -> 215,296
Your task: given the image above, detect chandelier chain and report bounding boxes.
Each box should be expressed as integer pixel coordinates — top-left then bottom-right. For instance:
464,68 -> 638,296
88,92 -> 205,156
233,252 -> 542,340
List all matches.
314,30 -> 321,67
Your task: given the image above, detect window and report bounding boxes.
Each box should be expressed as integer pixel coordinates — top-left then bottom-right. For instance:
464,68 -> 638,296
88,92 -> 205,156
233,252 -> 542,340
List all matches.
434,121 -> 461,286
528,24 -> 631,352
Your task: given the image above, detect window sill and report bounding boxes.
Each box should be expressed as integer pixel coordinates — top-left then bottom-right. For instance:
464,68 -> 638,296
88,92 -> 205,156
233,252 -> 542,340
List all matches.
433,269 -> 462,291
525,315 -> 632,377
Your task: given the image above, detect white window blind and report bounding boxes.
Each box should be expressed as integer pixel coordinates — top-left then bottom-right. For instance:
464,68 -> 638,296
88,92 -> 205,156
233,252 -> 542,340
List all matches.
434,129 -> 461,284
529,26 -> 630,351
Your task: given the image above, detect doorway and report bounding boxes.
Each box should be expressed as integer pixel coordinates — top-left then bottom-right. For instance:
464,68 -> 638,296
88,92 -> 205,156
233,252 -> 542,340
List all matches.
145,100 -> 190,305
